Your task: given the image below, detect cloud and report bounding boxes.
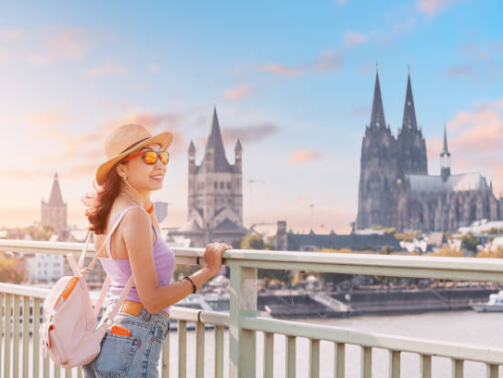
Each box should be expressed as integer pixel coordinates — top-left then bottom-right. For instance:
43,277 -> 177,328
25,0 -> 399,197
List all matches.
85,62 -> 128,77
263,50 -> 342,78
343,31 -> 368,48
0,30 -> 23,42
427,98 -> 503,193
289,150 -> 322,164
28,28 -> 91,65
443,42 -> 503,85
313,50 -> 341,72
223,85 -> 257,101
27,112 -> 65,127
443,63 -> 473,78
335,0 -> 347,5
223,122 -> 281,144
416,0 -> 463,16
263,63 -> 302,77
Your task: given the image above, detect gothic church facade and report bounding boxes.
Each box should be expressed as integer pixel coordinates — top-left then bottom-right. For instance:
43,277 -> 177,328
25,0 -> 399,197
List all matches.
173,108 -> 248,247
356,72 -> 503,232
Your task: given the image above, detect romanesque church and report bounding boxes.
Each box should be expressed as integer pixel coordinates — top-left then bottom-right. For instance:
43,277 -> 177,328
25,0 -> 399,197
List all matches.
356,72 -> 503,232
173,108 -> 248,247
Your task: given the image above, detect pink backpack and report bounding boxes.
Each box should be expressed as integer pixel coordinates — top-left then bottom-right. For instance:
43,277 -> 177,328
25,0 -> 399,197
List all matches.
39,207 -> 136,368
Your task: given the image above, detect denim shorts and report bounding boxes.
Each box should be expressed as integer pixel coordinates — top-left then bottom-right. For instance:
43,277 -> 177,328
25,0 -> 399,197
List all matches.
83,308 -> 170,378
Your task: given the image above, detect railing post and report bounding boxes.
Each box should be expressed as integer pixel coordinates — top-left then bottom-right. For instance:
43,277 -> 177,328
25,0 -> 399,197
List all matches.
229,264 -> 257,378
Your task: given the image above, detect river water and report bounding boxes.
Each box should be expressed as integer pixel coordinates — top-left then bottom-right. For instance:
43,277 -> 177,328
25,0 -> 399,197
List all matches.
169,310 -> 503,378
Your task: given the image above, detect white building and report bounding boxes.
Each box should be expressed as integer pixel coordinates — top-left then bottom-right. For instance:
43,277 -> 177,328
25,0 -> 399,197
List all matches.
25,253 -> 64,282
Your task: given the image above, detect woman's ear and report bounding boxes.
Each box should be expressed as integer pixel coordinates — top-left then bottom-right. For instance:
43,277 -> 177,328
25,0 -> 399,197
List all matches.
116,163 -> 128,178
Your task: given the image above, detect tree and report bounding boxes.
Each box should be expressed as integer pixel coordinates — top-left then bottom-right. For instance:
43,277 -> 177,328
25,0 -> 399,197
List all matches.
0,258 -> 23,284
240,233 -> 291,286
461,232 -> 480,253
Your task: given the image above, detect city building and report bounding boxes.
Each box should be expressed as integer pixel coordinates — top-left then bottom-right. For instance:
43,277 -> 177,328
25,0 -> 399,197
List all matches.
171,108 -> 248,247
275,221 -> 401,252
356,71 -> 502,232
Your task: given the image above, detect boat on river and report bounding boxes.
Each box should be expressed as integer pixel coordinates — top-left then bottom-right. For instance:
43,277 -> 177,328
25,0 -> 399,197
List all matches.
470,290 -> 503,312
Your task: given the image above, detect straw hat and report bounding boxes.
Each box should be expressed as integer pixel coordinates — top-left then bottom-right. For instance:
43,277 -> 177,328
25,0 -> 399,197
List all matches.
95,124 -> 173,185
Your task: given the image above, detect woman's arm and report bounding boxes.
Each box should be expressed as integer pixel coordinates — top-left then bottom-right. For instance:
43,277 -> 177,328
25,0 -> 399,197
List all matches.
121,207 -> 227,314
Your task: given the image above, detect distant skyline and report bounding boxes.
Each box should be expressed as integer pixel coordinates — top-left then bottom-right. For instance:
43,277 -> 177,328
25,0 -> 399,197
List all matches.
0,1 -> 502,233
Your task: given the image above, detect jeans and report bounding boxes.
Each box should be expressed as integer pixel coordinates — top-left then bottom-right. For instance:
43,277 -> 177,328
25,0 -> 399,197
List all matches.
83,308 -> 170,378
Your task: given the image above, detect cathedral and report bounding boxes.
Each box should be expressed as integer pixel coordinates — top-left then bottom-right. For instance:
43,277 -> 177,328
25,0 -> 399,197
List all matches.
172,108 -> 248,247
41,173 -> 68,233
356,71 -> 503,232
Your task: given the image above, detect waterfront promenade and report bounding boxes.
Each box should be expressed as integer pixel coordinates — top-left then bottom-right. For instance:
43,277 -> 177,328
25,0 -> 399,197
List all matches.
2,239 -> 503,377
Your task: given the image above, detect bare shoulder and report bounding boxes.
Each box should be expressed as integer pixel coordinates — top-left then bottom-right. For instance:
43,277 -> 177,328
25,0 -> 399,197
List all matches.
121,206 -> 150,230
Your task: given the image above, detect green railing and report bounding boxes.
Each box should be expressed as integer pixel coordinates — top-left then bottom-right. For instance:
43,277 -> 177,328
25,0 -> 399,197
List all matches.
2,239 -> 503,377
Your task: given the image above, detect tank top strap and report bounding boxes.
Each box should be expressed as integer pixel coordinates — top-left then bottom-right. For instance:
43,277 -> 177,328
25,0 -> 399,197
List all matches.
107,205 -> 141,260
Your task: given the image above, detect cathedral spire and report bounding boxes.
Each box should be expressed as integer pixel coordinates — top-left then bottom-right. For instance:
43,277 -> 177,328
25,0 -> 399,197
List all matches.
402,72 -> 418,130
203,107 -> 231,172
440,125 -> 451,181
442,124 -> 449,154
48,172 -> 64,205
369,71 -> 386,129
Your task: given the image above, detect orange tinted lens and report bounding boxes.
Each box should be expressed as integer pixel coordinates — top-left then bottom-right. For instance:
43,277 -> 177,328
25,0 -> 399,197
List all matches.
160,151 -> 169,165
144,151 -> 158,164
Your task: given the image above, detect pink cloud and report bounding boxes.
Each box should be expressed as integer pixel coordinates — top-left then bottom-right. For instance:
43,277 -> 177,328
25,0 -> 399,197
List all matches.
263,63 -> 302,77
0,30 -> 23,42
343,31 -> 368,48
27,112 -> 65,127
47,28 -> 88,59
417,0 -> 463,16
223,85 -> 257,101
85,62 -> 128,77
313,50 -> 341,72
263,50 -> 342,78
289,150 -> 322,164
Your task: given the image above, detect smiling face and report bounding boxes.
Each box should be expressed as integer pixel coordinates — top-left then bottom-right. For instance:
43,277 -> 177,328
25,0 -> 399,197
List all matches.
116,143 -> 167,193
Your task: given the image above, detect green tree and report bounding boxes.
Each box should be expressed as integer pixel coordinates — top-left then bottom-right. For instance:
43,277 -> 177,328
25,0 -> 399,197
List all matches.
461,232 -> 480,253
240,233 -> 291,285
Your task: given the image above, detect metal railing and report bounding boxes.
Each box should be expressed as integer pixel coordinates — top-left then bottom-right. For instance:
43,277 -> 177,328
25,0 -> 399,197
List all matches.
1,239 -> 503,377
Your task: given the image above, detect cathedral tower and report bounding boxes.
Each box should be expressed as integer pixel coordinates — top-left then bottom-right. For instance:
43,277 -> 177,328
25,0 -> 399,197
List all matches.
181,107 -> 247,247
396,72 -> 428,177
356,71 -> 399,229
41,173 -> 67,232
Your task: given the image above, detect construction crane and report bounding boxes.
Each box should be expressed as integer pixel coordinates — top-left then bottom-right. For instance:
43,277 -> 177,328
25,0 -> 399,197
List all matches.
246,179 -> 265,226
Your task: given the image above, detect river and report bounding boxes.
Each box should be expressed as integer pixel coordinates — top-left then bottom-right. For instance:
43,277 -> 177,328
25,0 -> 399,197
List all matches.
170,310 -> 503,378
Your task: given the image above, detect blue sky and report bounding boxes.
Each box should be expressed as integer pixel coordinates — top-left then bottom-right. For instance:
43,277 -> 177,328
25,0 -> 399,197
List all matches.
0,0 -> 502,233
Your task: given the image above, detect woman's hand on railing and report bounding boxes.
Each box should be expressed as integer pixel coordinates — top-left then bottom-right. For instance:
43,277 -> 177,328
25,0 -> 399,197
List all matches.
204,242 -> 231,276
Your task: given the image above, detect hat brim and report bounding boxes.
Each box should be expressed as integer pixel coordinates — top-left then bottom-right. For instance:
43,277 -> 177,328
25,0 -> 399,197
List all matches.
95,131 -> 173,185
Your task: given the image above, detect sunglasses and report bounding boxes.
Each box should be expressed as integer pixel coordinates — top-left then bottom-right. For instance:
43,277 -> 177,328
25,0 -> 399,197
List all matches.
123,150 -> 170,165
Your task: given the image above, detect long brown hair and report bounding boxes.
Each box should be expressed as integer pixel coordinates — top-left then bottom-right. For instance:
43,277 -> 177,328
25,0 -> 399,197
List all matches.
83,163 -> 123,234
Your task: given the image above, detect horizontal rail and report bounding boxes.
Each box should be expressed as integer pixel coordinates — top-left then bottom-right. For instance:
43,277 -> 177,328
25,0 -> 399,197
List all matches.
2,239 -> 503,282
241,316 -> 503,365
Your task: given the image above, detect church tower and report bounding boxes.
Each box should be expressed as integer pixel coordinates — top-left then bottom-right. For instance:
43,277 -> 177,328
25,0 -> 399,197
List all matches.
396,72 -> 428,177
41,173 -> 67,232
356,70 -> 399,229
181,107 -> 247,247
440,125 -> 451,181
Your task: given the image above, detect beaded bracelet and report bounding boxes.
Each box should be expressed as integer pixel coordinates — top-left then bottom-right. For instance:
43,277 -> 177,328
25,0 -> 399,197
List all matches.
183,276 -> 197,293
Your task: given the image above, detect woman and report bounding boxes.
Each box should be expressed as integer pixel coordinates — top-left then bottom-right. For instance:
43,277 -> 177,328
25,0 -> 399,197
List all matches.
82,124 -> 230,377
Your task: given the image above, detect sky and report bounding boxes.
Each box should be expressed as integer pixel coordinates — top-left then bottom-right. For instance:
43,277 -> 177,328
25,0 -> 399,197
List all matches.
0,0 -> 502,234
